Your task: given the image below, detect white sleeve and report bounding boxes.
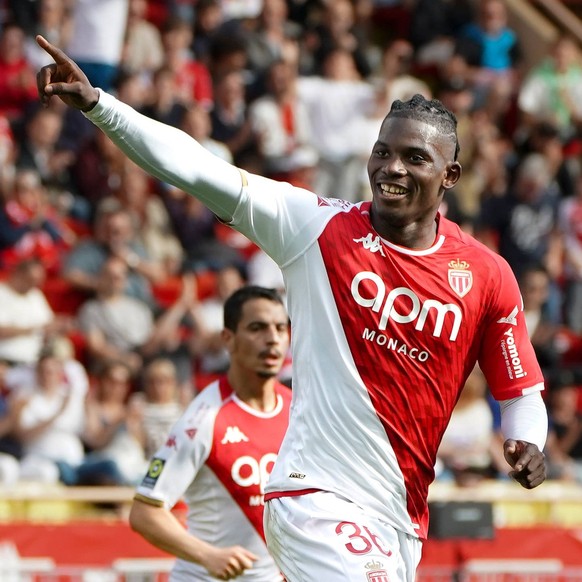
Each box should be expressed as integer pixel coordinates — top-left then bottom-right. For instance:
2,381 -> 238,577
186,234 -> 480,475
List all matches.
499,391 -> 548,451
84,90 -> 243,221
134,389 -> 219,509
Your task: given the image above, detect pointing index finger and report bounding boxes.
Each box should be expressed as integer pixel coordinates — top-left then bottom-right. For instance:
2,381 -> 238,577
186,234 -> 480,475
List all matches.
36,34 -> 70,64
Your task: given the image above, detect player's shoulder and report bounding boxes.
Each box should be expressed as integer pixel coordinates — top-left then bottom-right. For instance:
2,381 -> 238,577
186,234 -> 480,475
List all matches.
440,216 -> 514,279
185,378 -> 232,415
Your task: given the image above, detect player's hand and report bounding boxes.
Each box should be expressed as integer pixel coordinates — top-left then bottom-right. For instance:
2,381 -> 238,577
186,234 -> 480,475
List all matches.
201,545 -> 258,580
35,35 -> 100,111
503,439 -> 546,489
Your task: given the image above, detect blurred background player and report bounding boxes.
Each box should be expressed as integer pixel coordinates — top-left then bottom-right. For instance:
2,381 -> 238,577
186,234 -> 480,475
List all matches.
129,285 -> 290,581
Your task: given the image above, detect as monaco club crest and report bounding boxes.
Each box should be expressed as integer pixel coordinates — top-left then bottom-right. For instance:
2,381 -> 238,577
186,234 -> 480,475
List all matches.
448,259 -> 473,298
365,560 -> 390,582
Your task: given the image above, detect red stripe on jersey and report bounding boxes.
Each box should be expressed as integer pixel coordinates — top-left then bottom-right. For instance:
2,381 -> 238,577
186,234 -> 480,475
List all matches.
265,488 -> 322,501
316,206 -> 490,537
206,379 -> 292,540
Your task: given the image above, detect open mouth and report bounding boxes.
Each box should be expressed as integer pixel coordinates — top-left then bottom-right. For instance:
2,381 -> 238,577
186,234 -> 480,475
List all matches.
379,183 -> 409,199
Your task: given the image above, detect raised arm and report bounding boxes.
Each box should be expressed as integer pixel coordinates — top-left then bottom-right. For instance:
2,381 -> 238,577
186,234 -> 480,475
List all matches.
35,35 -> 243,221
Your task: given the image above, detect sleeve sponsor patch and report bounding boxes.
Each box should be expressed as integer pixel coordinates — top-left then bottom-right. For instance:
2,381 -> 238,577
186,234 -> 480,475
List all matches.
141,457 -> 165,488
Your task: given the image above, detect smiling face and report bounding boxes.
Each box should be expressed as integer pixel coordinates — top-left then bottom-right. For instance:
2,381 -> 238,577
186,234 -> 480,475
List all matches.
367,115 -> 461,246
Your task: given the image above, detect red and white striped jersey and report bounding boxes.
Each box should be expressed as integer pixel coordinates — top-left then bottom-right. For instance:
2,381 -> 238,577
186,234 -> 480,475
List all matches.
135,377 -> 291,581
227,175 -> 544,540
86,92 -> 545,543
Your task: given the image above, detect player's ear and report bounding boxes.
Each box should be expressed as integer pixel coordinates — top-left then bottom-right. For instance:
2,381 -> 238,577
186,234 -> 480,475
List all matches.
443,161 -> 462,190
221,328 -> 235,353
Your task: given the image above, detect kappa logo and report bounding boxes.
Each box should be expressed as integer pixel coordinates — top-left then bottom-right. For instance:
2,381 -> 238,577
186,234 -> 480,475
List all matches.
221,426 -> 249,444
317,196 -> 352,210
185,428 -> 198,440
354,233 -> 386,257
497,305 -> 519,326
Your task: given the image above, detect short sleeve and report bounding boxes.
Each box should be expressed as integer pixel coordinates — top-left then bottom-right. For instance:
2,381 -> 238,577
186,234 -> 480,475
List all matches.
134,386 -> 220,508
478,257 -> 545,401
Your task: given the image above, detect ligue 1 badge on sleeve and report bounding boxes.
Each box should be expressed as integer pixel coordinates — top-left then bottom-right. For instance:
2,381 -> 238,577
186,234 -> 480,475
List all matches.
448,258 -> 473,298
365,559 -> 390,582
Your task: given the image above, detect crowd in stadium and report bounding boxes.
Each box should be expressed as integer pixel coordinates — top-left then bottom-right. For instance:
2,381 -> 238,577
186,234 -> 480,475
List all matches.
0,0 -> 580,490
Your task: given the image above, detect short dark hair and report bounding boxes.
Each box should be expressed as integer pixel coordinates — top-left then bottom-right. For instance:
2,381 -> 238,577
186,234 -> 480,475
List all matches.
224,286 -> 286,331
387,94 -> 460,161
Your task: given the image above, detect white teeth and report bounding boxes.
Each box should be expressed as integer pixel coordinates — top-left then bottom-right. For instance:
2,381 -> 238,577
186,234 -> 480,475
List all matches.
380,184 -> 407,194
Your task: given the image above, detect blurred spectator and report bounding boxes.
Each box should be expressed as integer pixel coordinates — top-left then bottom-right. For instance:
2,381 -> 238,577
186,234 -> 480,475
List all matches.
303,0 -> 372,78
140,66 -> 188,128
189,265 -> 245,376
77,258 -> 195,383
121,0 -> 164,77
296,48 -> 376,201
24,0 -> 73,71
373,39 -> 431,108
246,249 -> 284,294
0,361 -> 21,485
160,17 -> 213,110
16,107 -> 75,190
12,347 -> 122,485
161,184 -> 244,273
192,0 -> 227,66
245,0 -> 301,92
129,358 -> 183,458
520,264 -> 563,377
66,0 -> 129,92
409,0 -> 474,65
436,365 -> 507,486
477,154 -> 562,285
211,69 -> 258,167
180,103 -> 233,162
249,58 -> 317,178
113,70 -> 150,111
70,129 -> 126,210
0,169 -> 74,273
0,258 -> 72,366
0,114 -> 16,198
518,36 -> 582,142
63,205 -> 165,304
98,160 -> 184,275
520,121 -> 577,201
82,361 -> 147,485
0,23 -> 39,124
545,375 -> 582,483
455,0 -> 520,107
207,30 -> 249,83
6,0 -> 41,34
220,0 -> 263,22
559,175 -> 582,334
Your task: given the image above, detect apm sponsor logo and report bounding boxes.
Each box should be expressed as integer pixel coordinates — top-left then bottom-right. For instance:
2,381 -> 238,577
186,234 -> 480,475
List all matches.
231,453 -> 278,503
352,272 -> 462,341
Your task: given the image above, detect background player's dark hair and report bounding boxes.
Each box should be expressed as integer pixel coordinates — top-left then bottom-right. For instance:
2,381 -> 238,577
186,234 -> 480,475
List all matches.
224,286 -> 286,331
387,94 -> 460,161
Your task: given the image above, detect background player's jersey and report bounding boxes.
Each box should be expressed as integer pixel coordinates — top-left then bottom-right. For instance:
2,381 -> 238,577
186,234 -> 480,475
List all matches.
135,378 -> 291,581
227,175 -> 544,540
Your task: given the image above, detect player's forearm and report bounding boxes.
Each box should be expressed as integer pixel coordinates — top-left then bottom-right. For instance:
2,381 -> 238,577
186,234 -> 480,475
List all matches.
84,91 -> 242,221
499,391 -> 548,451
129,501 -> 211,564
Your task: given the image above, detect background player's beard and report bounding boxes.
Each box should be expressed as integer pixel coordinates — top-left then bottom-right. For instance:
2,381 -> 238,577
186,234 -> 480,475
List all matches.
257,370 -> 278,379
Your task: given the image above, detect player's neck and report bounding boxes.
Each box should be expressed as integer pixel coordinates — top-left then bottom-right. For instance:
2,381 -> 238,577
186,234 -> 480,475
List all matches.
227,371 -> 278,412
